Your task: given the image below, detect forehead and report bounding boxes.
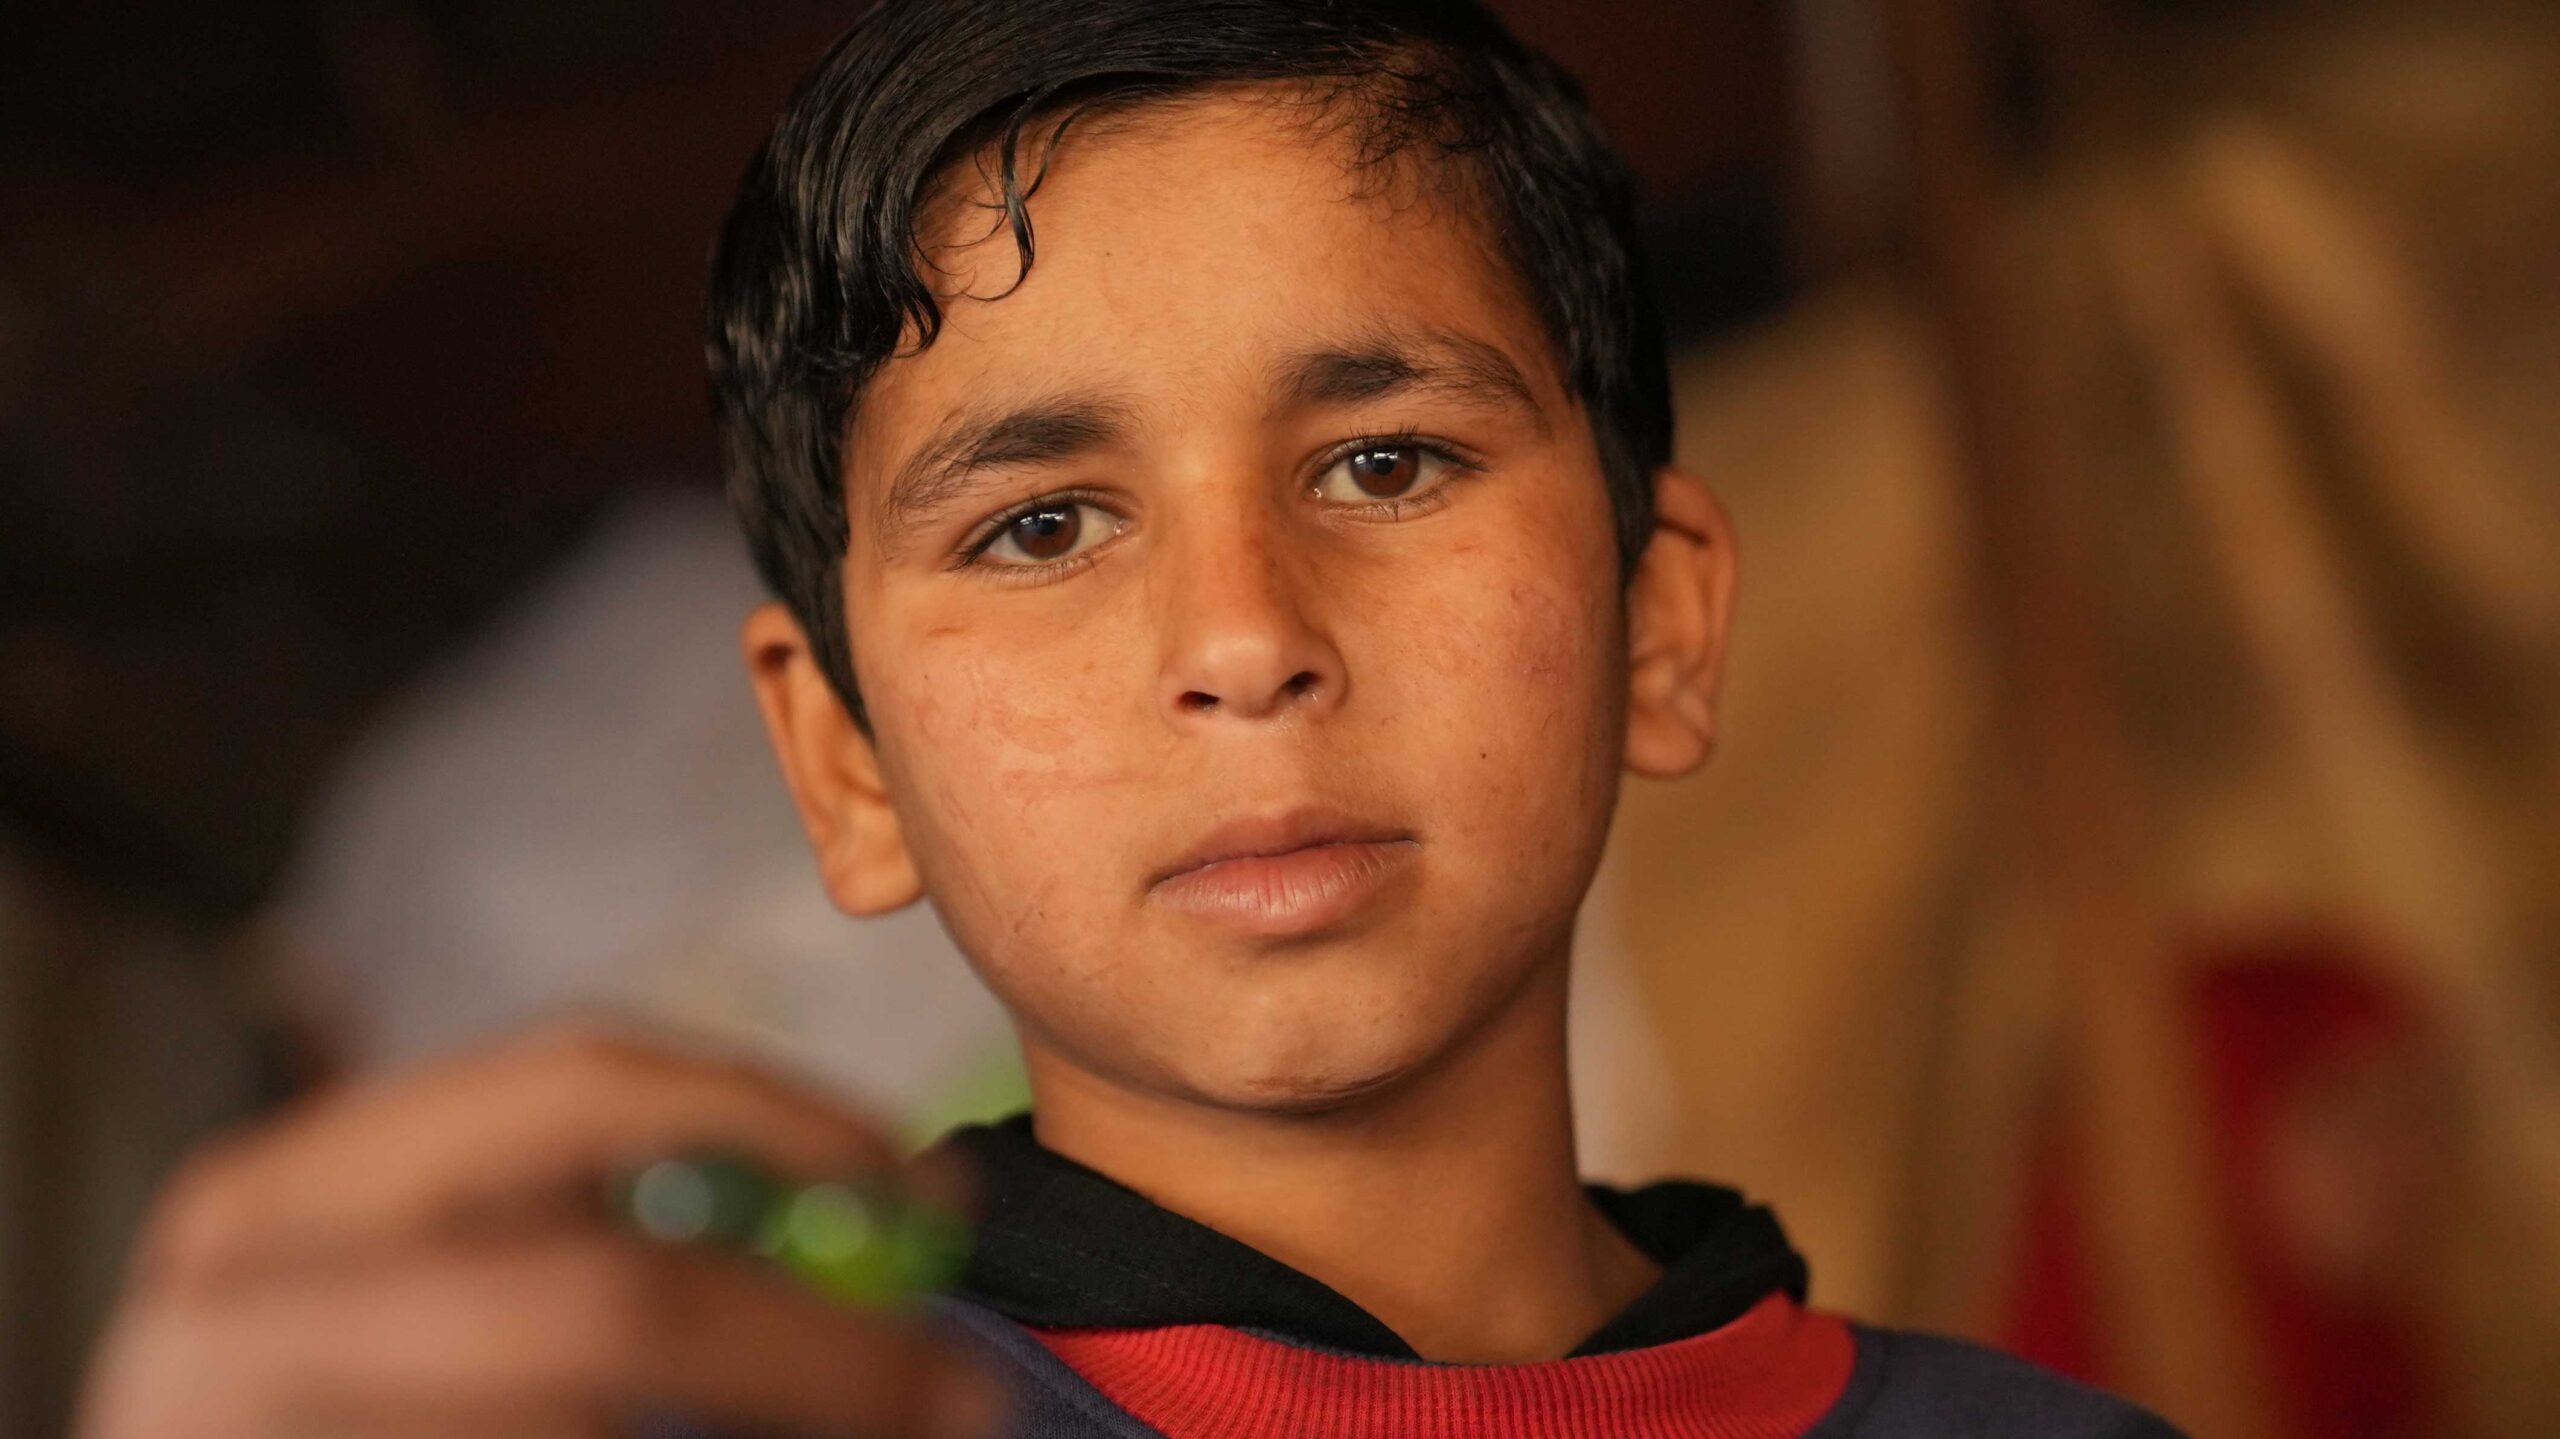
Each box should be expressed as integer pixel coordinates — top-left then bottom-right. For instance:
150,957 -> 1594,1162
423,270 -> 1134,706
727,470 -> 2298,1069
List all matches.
844,90 -> 1559,487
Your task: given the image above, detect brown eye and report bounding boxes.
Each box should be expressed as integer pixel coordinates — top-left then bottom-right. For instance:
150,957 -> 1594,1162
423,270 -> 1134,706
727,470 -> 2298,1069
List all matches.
1343,446 -> 1420,497
1311,441 -> 1461,507
979,499 -> 1116,568
1006,505 -> 1080,560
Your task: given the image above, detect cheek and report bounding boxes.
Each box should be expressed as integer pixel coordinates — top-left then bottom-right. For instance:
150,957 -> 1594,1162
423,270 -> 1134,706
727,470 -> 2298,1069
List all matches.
1410,578 -> 1595,730
1416,464 -> 1622,721
892,622 -> 1103,773
1380,499 -> 1625,822
864,610 -> 1142,938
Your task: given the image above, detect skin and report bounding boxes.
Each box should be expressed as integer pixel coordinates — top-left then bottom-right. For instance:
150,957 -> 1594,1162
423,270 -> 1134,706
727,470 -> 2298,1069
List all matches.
749,91 -> 1737,1363
75,85 -> 1736,1437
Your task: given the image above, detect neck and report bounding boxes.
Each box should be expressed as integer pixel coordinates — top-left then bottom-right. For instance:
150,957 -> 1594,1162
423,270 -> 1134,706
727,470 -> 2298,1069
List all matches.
1018,951 -> 1660,1363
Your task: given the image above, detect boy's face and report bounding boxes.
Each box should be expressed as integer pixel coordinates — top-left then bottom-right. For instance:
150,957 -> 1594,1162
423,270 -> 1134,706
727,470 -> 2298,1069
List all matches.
749,94 -> 1731,1114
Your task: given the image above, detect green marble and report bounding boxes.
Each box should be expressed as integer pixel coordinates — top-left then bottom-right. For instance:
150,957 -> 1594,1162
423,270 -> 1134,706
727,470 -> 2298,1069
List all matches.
611,1152 -> 970,1310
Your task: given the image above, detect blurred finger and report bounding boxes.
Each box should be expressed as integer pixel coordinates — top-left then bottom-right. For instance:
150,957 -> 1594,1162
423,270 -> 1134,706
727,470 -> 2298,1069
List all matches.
135,1020 -> 908,1293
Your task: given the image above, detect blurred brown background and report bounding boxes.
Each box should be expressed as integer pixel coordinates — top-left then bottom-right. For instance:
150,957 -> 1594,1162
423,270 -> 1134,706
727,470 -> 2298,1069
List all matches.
4,2 -> 2554,1436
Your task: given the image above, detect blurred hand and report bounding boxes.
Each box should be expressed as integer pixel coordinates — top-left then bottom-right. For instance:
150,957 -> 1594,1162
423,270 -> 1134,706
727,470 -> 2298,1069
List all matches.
73,1022 -> 1006,1439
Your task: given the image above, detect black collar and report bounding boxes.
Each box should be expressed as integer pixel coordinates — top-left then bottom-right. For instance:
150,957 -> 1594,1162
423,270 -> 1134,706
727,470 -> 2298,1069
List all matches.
927,1114 -> 1809,1359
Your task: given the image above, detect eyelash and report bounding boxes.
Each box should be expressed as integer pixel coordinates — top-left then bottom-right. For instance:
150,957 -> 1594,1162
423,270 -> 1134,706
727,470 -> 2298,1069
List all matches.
954,485 -> 1120,583
1310,429 -> 1480,520
952,431 -> 1482,577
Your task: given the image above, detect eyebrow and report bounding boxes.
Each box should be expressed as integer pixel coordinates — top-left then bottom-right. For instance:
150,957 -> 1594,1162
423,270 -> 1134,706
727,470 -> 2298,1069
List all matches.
1270,329 -> 1547,425
874,396 -> 1134,559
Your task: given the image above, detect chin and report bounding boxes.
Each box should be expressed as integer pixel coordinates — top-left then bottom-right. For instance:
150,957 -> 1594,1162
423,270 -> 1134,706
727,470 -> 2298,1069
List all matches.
995,903 -> 1568,1119
1159,995 -> 1461,1117
1191,1052 -> 1420,1115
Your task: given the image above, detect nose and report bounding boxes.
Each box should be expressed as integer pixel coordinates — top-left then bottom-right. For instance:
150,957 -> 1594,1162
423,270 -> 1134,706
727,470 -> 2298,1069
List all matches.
1156,511 -> 1344,725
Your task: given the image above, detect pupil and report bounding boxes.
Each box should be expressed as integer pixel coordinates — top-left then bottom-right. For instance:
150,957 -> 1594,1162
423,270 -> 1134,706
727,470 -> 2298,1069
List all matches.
1011,506 -> 1079,560
1351,448 -> 1417,497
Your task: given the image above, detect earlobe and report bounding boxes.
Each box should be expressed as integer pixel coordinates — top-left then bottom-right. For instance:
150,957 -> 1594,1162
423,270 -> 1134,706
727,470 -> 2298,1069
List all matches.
740,602 -> 926,915
1621,468 -> 1736,779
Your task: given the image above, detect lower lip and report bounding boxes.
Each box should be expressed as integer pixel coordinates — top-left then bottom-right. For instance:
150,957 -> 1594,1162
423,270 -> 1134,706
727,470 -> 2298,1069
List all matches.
1150,840 -> 1419,937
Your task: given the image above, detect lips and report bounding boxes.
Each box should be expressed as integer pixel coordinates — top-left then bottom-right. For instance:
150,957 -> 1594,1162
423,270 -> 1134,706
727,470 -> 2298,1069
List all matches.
1148,808 -> 1419,937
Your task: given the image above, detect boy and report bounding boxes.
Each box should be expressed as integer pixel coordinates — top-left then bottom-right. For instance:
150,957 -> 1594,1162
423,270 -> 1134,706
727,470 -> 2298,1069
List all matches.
77,1 -> 2180,1435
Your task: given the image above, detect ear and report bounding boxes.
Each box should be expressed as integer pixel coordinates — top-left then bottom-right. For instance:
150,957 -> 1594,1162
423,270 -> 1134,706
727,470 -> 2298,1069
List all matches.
1622,468 -> 1737,779
741,602 -> 924,916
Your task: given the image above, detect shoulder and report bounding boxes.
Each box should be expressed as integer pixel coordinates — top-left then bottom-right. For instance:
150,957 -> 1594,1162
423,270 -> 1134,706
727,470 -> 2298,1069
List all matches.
1808,1323 -> 2188,1439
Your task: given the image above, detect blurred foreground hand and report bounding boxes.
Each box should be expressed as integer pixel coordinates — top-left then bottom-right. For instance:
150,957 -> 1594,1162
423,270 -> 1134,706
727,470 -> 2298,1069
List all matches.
73,1023 -> 1005,1439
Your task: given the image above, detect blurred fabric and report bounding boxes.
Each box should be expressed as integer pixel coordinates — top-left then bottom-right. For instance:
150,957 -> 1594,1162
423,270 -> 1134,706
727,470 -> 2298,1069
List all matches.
1602,9 -> 2560,1436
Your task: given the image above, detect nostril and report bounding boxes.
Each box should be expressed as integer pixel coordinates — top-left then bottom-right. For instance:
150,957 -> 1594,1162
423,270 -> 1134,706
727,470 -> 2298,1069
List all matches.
1180,690 -> 1219,712
1283,672 -> 1319,699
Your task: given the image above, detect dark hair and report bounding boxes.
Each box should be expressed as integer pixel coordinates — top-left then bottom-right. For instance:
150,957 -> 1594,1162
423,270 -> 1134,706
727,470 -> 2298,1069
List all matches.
708,0 -> 1670,725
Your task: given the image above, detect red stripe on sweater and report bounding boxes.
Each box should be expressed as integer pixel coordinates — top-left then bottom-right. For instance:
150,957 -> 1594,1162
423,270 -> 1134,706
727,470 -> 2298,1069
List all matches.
1030,1293 -> 1855,1439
